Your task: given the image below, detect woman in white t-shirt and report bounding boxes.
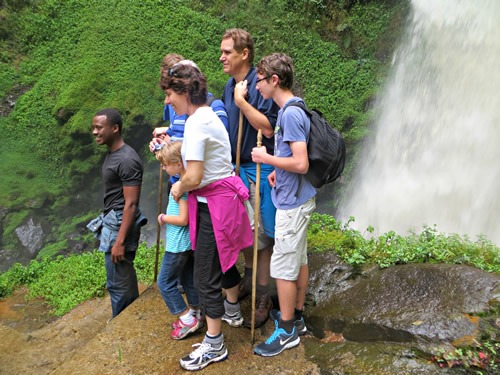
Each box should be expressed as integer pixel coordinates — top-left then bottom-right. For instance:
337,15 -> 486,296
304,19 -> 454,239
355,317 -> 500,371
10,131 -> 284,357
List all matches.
160,62 -> 253,371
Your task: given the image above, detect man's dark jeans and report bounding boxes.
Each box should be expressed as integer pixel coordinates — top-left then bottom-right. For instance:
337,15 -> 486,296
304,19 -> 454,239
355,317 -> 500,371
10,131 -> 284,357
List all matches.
105,251 -> 139,317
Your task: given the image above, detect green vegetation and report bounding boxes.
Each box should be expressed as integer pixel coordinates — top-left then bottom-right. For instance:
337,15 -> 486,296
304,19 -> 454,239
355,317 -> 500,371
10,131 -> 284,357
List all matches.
431,340 -> 499,374
0,242 -> 160,316
308,214 -> 500,273
0,0 -> 407,255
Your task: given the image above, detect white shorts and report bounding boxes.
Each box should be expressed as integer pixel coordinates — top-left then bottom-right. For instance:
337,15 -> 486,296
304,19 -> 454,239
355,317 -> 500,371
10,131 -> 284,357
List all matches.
271,197 -> 316,281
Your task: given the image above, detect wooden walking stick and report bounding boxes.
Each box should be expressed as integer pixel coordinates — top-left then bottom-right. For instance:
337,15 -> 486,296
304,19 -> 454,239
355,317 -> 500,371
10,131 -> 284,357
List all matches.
250,129 -> 262,344
235,110 -> 243,176
153,165 -> 164,282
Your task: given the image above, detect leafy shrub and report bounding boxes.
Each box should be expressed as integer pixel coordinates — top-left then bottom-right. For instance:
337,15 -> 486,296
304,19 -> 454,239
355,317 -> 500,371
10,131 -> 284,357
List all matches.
432,341 -> 499,373
135,242 -> 164,286
27,252 -> 106,316
0,257 -> 51,297
0,243 -> 163,315
308,214 -> 500,273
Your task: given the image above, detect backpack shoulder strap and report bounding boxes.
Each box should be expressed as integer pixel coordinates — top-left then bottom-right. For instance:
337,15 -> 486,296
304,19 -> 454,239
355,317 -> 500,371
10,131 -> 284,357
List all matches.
206,94 -> 217,107
283,100 -> 310,115
282,100 -> 311,197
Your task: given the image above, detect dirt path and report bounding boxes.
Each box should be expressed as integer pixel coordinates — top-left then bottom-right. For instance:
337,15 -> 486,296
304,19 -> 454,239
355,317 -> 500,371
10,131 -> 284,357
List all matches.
0,286 -> 319,375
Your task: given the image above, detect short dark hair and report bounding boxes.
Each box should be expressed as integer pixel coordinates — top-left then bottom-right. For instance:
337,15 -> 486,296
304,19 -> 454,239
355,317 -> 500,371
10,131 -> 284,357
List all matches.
222,28 -> 254,64
95,108 -> 123,132
159,63 -> 207,106
256,53 -> 294,90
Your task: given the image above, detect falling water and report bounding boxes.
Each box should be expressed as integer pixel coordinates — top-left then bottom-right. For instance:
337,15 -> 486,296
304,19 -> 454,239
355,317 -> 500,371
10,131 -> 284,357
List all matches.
339,0 -> 500,243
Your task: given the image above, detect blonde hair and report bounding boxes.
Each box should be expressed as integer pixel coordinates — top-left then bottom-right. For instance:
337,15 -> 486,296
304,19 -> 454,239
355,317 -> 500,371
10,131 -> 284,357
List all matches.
156,141 -> 182,166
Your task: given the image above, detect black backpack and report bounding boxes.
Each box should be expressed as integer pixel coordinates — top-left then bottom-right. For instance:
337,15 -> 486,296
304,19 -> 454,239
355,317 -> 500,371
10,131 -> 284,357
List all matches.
284,101 -> 346,189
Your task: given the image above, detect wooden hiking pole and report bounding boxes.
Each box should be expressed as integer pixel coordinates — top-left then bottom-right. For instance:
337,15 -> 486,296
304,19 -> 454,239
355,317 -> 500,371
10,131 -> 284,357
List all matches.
250,129 -> 262,344
235,110 -> 243,176
153,165 -> 164,282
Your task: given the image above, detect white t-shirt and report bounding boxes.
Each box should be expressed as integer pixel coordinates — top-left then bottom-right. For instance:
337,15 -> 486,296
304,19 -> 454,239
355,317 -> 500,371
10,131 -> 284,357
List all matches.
182,106 -> 233,189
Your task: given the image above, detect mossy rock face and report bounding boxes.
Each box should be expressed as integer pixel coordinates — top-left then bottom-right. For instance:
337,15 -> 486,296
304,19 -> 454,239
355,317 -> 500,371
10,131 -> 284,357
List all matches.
306,259 -> 500,345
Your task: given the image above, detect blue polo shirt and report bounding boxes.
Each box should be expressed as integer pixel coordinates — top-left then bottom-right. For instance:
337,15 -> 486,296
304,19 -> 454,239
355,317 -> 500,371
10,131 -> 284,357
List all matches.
222,67 -> 279,164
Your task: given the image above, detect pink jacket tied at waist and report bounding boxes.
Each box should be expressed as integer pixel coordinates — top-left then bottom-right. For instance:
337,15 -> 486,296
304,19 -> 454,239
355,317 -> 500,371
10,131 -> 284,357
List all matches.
188,175 -> 253,273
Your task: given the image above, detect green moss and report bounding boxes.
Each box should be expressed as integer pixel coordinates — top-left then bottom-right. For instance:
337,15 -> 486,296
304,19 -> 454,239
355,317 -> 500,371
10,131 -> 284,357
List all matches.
37,241 -> 68,259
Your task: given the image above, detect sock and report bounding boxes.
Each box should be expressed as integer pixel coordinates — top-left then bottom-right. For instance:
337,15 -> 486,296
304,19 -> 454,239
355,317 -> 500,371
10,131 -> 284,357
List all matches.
294,308 -> 303,321
189,308 -> 201,320
256,284 -> 268,296
204,332 -> 224,347
180,311 -> 195,325
224,298 -> 240,315
278,318 -> 294,334
244,267 -> 252,279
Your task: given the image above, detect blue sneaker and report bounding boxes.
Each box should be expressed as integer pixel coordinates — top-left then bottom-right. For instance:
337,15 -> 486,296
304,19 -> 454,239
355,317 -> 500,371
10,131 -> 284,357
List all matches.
269,309 -> 307,336
254,321 -> 300,357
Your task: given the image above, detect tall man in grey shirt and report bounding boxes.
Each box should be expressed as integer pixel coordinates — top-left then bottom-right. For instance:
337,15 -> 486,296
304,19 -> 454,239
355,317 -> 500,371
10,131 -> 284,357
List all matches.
92,108 -> 146,318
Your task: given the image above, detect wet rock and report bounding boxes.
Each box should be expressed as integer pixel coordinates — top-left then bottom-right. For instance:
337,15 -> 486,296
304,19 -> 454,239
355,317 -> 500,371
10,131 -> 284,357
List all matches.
0,85 -> 30,116
307,261 -> 499,345
307,252 -> 355,305
15,217 -> 44,255
305,340 -> 456,375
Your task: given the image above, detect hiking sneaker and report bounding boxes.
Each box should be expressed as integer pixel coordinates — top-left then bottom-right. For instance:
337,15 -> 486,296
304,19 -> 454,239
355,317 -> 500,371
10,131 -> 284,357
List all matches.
244,293 -> 273,328
170,317 -> 201,340
222,310 -> 244,327
254,321 -> 300,357
179,340 -> 228,371
269,309 -> 307,336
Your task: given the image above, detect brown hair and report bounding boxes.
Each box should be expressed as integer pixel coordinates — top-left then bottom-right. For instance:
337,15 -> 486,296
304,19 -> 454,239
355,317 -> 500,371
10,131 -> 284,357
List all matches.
159,62 -> 207,105
160,53 -> 184,83
256,53 -> 294,90
221,28 -> 254,64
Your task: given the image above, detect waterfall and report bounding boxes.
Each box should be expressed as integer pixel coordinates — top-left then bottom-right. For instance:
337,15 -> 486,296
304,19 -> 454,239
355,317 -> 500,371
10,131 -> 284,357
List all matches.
339,0 -> 500,243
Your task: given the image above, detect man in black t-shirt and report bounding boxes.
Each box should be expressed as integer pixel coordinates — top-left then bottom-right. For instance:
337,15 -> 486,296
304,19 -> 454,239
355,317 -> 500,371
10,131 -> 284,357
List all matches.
92,108 -> 145,318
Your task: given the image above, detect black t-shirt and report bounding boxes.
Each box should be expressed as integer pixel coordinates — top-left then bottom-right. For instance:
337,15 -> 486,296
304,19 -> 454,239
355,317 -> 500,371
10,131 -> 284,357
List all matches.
102,144 -> 143,214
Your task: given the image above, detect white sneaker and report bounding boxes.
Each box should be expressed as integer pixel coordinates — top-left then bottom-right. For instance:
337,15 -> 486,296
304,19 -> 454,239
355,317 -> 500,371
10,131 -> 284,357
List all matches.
221,310 -> 244,327
179,340 -> 228,371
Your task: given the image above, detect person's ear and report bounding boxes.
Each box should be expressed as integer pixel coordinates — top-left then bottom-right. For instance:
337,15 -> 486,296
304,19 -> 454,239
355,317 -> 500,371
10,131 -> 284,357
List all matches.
271,74 -> 279,86
242,48 -> 249,61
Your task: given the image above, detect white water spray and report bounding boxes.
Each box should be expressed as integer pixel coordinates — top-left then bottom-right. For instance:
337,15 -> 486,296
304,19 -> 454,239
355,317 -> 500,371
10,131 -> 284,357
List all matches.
340,0 -> 500,243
